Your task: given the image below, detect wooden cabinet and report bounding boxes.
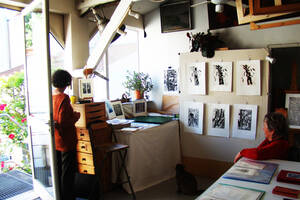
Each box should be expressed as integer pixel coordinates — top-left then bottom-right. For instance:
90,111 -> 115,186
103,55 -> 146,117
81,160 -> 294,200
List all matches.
73,102 -> 112,192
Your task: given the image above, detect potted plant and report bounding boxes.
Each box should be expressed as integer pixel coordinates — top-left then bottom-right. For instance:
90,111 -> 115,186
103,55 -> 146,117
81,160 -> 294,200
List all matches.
123,71 -> 153,99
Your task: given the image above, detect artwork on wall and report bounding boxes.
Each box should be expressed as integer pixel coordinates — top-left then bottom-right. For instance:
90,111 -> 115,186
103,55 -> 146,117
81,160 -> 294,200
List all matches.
210,62 -> 232,92
182,101 -> 204,134
164,66 -> 178,94
207,104 -> 230,137
232,104 -> 258,140
79,78 -> 94,99
236,60 -> 261,96
285,93 -> 300,129
186,62 -> 206,95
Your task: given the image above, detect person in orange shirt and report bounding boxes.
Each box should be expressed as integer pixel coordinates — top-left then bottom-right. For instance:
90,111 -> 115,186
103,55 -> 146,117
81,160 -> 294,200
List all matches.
52,69 -> 80,200
234,112 -> 289,163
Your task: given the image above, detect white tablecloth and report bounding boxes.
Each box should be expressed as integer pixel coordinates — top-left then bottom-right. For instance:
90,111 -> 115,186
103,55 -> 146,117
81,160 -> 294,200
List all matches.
113,120 -> 181,193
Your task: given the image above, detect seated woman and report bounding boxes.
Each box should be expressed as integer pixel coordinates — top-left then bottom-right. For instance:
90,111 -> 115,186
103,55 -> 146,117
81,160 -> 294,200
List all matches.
234,112 -> 289,163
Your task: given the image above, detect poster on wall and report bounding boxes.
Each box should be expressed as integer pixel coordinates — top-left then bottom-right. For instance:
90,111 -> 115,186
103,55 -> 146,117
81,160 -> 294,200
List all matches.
236,60 -> 261,96
182,101 -> 204,134
207,104 -> 230,137
186,62 -> 206,95
285,93 -> 300,129
232,104 -> 258,140
163,66 -> 178,94
210,62 -> 232,92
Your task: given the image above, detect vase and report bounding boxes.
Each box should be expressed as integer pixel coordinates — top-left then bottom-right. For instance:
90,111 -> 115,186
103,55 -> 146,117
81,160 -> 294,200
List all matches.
134,90 -> 144,100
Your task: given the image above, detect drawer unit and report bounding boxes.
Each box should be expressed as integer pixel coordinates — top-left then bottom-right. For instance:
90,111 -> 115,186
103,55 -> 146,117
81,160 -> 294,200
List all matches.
73,102 -> 106,128
78,163 -> 95,175
77,152 -> 94,166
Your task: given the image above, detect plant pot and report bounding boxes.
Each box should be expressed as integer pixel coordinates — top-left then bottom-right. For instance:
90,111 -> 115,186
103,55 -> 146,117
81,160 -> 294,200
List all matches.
134,90 -> 144,100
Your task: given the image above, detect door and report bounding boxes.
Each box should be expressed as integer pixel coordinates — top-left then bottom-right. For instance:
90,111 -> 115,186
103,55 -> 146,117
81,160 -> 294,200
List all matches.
22,0 -> 59,199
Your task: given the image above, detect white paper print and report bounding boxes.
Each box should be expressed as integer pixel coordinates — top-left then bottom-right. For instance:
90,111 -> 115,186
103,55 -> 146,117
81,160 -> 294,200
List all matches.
210,62 -> 232,92
183,101 -> 204,134
285,93 -> 300,129
164,66 -> 178,94
186,62 -> 206,95
207,104 -> 230,137
236,60 -> 261,95
232,104 -> 258,140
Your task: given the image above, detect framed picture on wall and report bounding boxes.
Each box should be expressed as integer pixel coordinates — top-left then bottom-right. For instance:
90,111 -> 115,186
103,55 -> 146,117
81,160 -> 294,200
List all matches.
160,0 -> 192,33
111,101 -> 125,119
285,93 -> 300,129
79,78 -> 94,99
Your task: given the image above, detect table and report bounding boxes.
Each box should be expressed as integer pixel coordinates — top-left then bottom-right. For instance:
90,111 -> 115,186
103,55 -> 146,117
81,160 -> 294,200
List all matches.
113,120 -> 181,193
196,159 -> 300,200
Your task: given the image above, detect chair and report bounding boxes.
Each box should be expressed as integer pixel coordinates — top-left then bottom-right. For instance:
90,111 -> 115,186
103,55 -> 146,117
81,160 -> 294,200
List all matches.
89,122 -> 136,200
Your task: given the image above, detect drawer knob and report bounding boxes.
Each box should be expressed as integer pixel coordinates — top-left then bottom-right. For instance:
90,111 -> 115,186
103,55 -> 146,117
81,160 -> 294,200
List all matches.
80,133 -> 84,136
83,170 -> 87,173
81,146 -> 86,149
82,158 -> 86,161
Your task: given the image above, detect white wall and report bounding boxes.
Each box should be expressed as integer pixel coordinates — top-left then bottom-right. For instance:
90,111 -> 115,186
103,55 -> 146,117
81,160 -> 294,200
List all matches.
139,5 -> 300,162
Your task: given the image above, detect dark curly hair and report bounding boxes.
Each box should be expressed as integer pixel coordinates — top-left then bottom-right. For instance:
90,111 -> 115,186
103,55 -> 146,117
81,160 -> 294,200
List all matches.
52,69 -> 72,88
264,112 -> 288,140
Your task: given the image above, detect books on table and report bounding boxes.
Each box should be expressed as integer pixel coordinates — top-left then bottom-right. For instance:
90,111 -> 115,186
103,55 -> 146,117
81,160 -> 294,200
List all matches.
197,183 -> 265,200
277,169 -> 300,185
223,158 -> 278,184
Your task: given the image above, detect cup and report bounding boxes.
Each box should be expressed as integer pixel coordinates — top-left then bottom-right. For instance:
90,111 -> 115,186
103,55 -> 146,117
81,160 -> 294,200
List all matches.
70,96 -> 76,104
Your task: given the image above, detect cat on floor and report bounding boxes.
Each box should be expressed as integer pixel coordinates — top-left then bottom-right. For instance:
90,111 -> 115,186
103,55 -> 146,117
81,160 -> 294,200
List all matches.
175,164 -> 205,196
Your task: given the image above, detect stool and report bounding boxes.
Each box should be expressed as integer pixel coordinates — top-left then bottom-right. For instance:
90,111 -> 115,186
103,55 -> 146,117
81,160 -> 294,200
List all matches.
89,123 -> 136,200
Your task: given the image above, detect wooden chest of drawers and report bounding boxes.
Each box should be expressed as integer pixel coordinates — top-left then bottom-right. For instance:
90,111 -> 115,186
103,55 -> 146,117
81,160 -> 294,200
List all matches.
74,102 -> 112,192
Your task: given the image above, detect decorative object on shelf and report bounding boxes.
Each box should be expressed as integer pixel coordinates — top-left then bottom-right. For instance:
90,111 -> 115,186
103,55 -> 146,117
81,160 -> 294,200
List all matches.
186,30 -> 225,58
123,71 -> 153,100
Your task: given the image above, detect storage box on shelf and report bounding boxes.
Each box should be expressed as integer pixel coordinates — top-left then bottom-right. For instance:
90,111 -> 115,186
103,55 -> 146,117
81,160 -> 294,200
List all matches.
72,102 -> 112,192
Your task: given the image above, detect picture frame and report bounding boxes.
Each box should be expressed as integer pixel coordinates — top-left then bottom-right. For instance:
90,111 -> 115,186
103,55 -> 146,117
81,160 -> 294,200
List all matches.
79,78 -> 94,99
207,104 -> 230,138
111,101 -> 125,119
182,101 -> 204,134
160,0 -> 192,33
285,93 -> 300,129
133,99 -> 147,117
105,100 -> 116,120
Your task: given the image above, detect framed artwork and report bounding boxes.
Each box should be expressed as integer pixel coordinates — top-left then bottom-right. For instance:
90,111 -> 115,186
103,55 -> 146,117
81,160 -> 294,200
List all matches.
182,101 -> 204,134
236,60 -> 261,96
207,104 -> 230,137
79,78 -> 94,99
160,0 -> 192,33
111,101 -> 125,119
186,62 -> 206,95
210,62 -> 232,92
285,93 -> 300,129
133,99 -> 147,117
232,104 -> 258,140
164,66 -> 178,94
252,0 -> 300,15
105,100 -> 116,120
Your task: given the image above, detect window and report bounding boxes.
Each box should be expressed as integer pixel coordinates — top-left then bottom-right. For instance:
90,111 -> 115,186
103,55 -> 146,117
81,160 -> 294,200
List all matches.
89,27 -> 139,101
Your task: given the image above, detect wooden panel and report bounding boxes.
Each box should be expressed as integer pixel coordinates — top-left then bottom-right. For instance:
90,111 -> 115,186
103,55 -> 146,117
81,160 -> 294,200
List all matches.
76,128 -> 90,141
182,156 -> 233,178
77,152 -> 94,166
162,95 -> 179,114
78,163 -> 95,175
77,141 -> 93,154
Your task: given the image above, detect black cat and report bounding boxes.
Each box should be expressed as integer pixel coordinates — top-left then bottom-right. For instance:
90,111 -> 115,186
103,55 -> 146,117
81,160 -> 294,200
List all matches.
176,164 -> 205,196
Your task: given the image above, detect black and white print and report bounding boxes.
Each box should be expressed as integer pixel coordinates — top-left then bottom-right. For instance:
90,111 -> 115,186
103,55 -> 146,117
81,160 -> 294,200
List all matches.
236,60 -> 261,96
186,62 -> 206,95
285,94 -> 300,128
182,101 -> 204,134
164,66 -> 178,93
210,62 -> 232,92
232,104 -> 258,140
207,104 -> 230,137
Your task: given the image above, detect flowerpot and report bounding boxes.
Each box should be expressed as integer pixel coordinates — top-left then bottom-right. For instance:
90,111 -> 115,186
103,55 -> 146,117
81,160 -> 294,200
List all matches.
134,90 -> 144,100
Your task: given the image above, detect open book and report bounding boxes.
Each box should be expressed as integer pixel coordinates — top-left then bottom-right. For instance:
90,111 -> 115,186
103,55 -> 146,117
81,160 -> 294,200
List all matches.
197,183 -> 265,200
223,158 -> 278,184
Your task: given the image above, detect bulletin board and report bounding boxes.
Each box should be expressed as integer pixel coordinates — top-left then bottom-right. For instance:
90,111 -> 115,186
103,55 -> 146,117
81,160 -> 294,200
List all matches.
179,49 -> 269,162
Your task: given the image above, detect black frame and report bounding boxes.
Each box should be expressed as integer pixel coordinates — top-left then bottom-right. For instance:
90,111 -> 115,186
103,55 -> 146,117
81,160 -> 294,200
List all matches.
160,0 -> 192,33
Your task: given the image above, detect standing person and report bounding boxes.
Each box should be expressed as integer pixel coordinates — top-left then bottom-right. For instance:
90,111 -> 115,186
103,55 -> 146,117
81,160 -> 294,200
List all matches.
52,69 -> 80,200
234,112 -> 289,163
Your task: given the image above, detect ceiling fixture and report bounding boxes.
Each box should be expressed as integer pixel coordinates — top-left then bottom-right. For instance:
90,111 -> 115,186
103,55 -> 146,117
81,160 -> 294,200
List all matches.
191,0 -> 238,13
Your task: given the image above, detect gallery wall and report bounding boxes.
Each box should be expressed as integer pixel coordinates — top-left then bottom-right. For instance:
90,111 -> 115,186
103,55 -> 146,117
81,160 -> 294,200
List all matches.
138,5 -> 300,162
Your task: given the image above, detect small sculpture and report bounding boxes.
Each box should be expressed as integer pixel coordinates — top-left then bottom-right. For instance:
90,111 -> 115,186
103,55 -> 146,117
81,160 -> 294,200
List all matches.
187,30 -> 225,58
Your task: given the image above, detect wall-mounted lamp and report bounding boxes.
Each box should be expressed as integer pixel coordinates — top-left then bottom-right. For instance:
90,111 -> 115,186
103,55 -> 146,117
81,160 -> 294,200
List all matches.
128,9 -> 140,19
266,56 -> 276,64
